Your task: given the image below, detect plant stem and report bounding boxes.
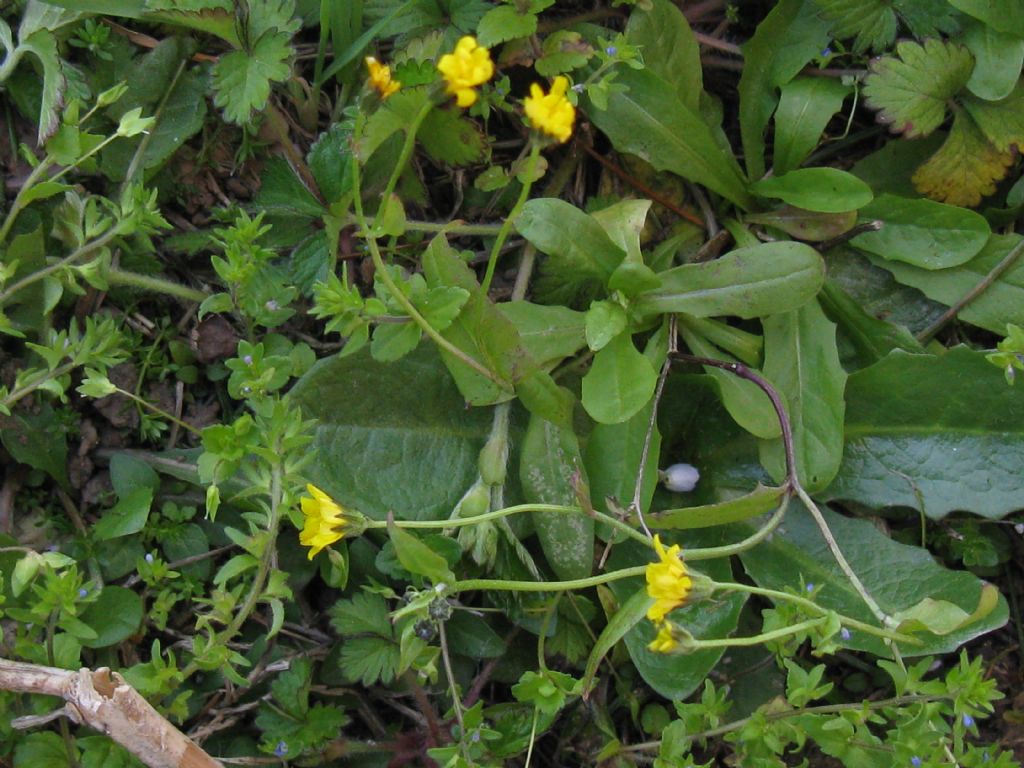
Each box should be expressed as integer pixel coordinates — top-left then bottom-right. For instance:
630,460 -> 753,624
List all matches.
2,361 -> 78,410
112,386 -> 202,436
690,617 -> 826,649
405,219 -> 504,237
450,565 -> 647,596
0,228 -> 120,307
369,502 -> 650,547
683,494 -> 789,561
437,620 -> 464,735
480,141 -> 541,294
106,267 -> 207,302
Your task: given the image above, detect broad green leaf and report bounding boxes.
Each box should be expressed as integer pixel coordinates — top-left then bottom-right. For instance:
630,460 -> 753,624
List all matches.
824,347 -> 1024,518
446,611 -> 505,658
963,18 -> 1024,100
476,3 -> 536,47
583,398 -> 661,522
255,156 -> 325,219
818,280 -> 923,369
591,199 -> 652,266
21,29 -> 64,144
0,405 -> 69,491
892,587 -> 1001,636
625,0 -> 702,111
851,194 -> 990,269
912,109 -> 1016,207
738,503 -> 1009,656
651,484 -> 786,529
963,81 -> 1024,153
850,132 -> 946,198
750,168 -> 873,213
290,344 -> 494,521
863,39 -> 974,138
746,206 -> 857,242
870,233 -> 1024,334
517,198 -> 626,305
678,319 -> 779,439
93,487 -> 153,541
520,414 -> 594,581
581,332 -> 658,424
947,0 -> 1024,37
387,519 -> 454,585
585,300 -> 627,352
496,302 -> 586,369
78,586 -> 144,648
633,241 -> 825,320
759,299 -> 846,492
606,533 -> 747,700
13,732 -> 73,768
110,452 -> 160,497
212,30 -> 293,125
739,0 -> 830,180
581,587 -> 651,696
584,66 -> 753,210
773,77 -> 852,174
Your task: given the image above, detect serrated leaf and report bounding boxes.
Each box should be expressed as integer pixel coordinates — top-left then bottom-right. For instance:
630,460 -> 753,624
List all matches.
863,39 -> 974,138
476,4 -> 536,47
963,81 -> 1024,153
419,108 -> 487,166
815,0 -> 961,53
340,635 -> 401,685
330,592 -> 393,637
212,30 -> 292,124
912,108 -> 1015,207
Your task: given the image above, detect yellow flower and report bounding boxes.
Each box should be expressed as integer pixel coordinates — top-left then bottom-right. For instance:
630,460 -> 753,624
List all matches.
299,484 -> 348,560
437,36 -> 493,107
523,75 -> 576,143
648,621 -> 679,653
365,56 -> 400,99
645,535 -> 693,623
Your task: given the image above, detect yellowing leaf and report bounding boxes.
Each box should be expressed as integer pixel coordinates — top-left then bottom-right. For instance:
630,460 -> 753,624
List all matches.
912,110 -> 1014,207
863,39 -> 974,137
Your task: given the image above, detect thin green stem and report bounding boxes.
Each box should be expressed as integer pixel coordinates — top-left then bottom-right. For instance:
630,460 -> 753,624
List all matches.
437,620 -> 465,734
404,220 -> 504,237
0,227 -> 120,307
2,361 -> 77,410
0,157 -> 54,245
683,494 -> 790,561
450,565 -> 647,596
378,100 -> 433,213
111,386 -> 201,437
689,617 -> 826,649
480,141 -> 541,294
369,502 -> 650,547
106,267 -> 207,303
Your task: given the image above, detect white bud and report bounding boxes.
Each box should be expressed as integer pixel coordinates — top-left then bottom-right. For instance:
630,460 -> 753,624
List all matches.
662,463 -> 700,493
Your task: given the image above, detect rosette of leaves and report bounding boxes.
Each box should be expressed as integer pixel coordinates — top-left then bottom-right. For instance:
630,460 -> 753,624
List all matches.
863,38 -> 1024,206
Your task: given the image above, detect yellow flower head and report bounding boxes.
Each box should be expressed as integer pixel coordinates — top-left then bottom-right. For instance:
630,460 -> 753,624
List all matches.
299,484 -> 349,560
523,75 -> 576,143
437,36 -> 493,107
648,621 -> 679,653
365,56 -> 400,99
645,534 -> 693,623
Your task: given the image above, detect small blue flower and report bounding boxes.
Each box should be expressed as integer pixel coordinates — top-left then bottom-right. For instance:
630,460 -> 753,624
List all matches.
274,741 -> 288,757
605,45 -> 618,56
78,588 -> 88,598
243,355 -> 254,365
145,552 -> 154,564
821,46 -> 832,57
806,583 -> 815,592
983,752 -> 991,762
911,757 -> 922,767
840,627 -> 851,641
963,714 -> 975,727
571,83 -> 584,93
265,299 -> 280,311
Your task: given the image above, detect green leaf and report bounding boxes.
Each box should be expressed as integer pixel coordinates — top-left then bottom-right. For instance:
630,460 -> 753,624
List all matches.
255,156 -> 325,219
633,241 -> 825,320
583,399 -> 661,521
0,405 -> 69,491
863,39 -> 974,138
446,611 -> 505,658
739,0 -> 831,180
582,333 -> 658,424
947,0 -> 1024,36
815,0 -> 961,53
963,18 -> 1024,101
606,533 -> 747,700
652,484 -> 786,530
387,519 -> 455,585
330,592 -> 393,637
110,452 -> 159,497
677,319 -> 779,440
20,29 -> 64,145
585,300 -> 627,352
824,346 -> 1024,519
750,168 -> 873,213
93,487 -> 152,541
520,414 -> 593,581
370,321 -> 421,362
78,586 -> 144,648
496,302 -> 587,370
419,108 -> 487,166
14,731 -> 73,768
340,634 -> 401,686
870,234 -> 1024,335
625,0 -> 702,111
517,198 -> 626,306
78,736 -> 136,768
212,30 -> 293,124
290,344 -> 494,521
773,77 -> 852,174
584,66 -> 754,210
581,587 -> 650,696
852,194 -> 991,269
759,299 -> 846,492
818,280 -> 924,368
891,587 -> 1001,636
745,206 -> 857,242
738,503 -> 1009,656
476,3 -> 536,47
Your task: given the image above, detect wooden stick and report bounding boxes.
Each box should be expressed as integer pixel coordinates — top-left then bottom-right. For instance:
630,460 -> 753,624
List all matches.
0,658 -> 223,768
